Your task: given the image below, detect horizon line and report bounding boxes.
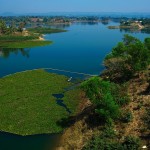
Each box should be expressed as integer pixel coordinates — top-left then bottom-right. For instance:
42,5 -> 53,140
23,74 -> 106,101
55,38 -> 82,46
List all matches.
1,11 -> 150,14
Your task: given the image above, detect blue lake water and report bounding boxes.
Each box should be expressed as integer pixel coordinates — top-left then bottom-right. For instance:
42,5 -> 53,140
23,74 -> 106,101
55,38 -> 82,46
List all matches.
0,22 -> 149,77
0,22 -> 150,150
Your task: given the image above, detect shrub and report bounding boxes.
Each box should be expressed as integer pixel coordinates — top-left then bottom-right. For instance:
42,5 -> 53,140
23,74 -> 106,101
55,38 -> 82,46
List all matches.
81,77 -> 129,121
82,135 -> 122,150
101,125 -> 116,138
104,35 -> 150,81
122,136 -> 141,150
120,110 -> 133,123
83,135 -> 141,150
81,77 -> 121,121
144,108 -> 150,129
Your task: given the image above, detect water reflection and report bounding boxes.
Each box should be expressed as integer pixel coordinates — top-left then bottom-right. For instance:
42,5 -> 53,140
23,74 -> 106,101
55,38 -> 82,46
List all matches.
77,22 -> 99,26
0,48 -> 30,58
119,28 -> 150,34
49,23 -> 71,29
26,23 -> 71,29
141,28 -> 150,34
120,28 -> 141,33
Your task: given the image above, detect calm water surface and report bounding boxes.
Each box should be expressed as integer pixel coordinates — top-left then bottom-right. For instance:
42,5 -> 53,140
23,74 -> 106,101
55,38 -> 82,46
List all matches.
0,22 -> 149,150
0,22 -> 149,77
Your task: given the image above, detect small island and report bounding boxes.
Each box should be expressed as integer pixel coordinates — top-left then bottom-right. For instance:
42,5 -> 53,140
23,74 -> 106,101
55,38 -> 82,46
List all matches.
108,18 -> 150,31
0,69 -> 81,135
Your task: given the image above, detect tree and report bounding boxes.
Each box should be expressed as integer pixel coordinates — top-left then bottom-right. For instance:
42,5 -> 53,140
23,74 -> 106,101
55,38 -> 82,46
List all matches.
0,20 -> 8,35
144,38 -> 150,50
9,21 -> 16,34
18,22 -> 25,32
80,77 -> 129,121
104,34 -> 150,81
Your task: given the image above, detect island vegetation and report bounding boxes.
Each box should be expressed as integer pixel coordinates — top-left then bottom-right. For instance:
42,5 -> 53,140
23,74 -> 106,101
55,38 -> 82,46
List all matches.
1,15 -> 150,34
108,18 -> 150,33
0,20 -> 66,48
27,27 -> 67,34
0,69 -> 81,135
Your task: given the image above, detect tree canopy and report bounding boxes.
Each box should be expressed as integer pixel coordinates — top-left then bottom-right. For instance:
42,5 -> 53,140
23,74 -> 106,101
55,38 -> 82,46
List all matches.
104,34 -> 150,82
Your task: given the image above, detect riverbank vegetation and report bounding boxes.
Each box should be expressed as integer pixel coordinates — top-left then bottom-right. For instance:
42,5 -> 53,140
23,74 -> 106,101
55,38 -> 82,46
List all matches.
0,70 -> 82,135
0,20 -> 66,48
103,34 -> 150,82
56,35 -> 150,149
82,35 -> 150,149
0,40 -> 52,48
108,18 -> 150,32
27,27 -> 67,34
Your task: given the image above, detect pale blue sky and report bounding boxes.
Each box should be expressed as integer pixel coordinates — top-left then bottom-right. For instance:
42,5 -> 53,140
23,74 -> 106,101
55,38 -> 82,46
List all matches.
0,0 -> 150,13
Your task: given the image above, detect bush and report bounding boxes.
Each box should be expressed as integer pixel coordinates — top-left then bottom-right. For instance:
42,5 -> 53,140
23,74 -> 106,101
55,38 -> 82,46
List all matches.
101,125 -> 116,138
81,77 -> 121,121
122,136 -> 141,150
82,135 -> 122,150
81,77 -> 129,121
109,83 -> 130,106
83,135 -> 141,150
104,34 -> 150,81
120,110 -> 133,123
144,108 -> 150,129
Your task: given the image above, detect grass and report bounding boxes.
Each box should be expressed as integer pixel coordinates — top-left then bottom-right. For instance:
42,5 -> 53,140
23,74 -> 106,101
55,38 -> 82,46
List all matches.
0,35 -> 39,41
0,35 -> 52,48
0,34 -> 52,48
63,88 -> 81,115
27,27 -> 67,34
0,70 -> 81,135
0,41 -> 52,48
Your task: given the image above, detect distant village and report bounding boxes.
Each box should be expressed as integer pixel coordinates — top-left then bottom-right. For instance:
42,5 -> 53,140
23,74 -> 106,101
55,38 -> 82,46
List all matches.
0,15 -> 150,25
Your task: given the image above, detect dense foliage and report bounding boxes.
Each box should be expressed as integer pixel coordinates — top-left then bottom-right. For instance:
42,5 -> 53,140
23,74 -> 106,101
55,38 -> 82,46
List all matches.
83,134 -> 141,150
28,27 -> 67,34
144,108 -> 150,130
104,34 -> 150,82
0,20 -> 53,48
0,35 -> 38,41
0,20 -> 25,35
81,77 -> 129,121
0,40 -> 52,48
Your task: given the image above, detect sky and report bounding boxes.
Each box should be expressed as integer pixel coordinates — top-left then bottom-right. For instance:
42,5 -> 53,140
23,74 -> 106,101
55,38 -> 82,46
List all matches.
0,0 -> 150,14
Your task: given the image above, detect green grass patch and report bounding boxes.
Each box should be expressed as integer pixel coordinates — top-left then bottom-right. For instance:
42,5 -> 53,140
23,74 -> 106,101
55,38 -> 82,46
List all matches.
27,27 -> 67,34
63,88 -> 81,115
0,70 -> 81,135
0,41 -> 52,48
0,35 -> 39,41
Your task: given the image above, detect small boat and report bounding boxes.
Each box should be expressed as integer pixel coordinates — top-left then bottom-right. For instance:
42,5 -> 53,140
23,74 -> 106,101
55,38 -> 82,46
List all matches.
68,77 -> 72,82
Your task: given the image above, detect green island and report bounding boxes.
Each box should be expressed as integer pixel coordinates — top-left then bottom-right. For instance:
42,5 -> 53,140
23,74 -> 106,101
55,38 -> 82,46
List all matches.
0,69 -> 81,135
0,39 -> 52,48
108,19 -> 150,32
0,20 -> 66,48
27,27 -> 67,34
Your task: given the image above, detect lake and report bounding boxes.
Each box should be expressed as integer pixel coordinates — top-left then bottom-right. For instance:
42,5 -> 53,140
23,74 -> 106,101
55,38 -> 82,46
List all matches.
0,22 -> 149,150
